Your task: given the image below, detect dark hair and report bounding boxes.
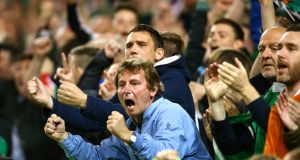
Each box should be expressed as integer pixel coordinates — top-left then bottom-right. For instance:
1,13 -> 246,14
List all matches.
207,48 -> 252,74
286,24 -> 300,32
0,43 -> 20,63
161,32 -> 184,58
69,45 -> 100,70
129,24 -> 164,49
115,59 -> 164,95
114,2 -> 139,21
213,18 -> 244,41
16,54 -> 33,62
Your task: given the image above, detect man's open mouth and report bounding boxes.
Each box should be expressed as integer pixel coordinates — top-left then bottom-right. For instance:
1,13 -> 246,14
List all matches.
277,63 -> 288,70
125,99 -> 135,108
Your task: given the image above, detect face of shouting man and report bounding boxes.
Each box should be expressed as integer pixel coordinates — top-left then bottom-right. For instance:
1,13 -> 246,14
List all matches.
117,69 -> 157,124
276,30 -> 300,90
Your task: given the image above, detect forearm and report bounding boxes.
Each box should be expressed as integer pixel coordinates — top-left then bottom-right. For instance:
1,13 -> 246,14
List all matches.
225,0 -> 245,22
241,83 -> 260,105
210,100 -> 226,121
185,10 -> 207,74
24,55 -> 46,84
81,96 -> 127,124
58,133 -> 104,160
260,0 -> 276,31
67,3 -> 91,43
249,56 -> 261,79
50,98 -> 105,131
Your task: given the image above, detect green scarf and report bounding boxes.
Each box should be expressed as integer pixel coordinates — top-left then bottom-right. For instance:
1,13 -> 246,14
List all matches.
254,83 -> 284,154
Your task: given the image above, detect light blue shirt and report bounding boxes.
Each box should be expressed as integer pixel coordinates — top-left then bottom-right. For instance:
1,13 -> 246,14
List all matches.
58,97 -> 211,160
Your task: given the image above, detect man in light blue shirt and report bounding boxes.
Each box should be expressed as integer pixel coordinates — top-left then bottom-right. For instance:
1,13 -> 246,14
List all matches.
43,59 -> 211,160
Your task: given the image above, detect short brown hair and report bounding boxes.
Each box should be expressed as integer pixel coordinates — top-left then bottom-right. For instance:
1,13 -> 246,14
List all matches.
115,59 -> 164,95
161,32 -> 184,58
69,45 -> 99,70
207,48 -> 253,74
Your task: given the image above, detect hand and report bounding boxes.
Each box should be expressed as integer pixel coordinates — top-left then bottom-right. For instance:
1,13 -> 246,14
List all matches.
106,111 -> 132,143
277,93 -> 298,131
104,39 -> 122,59
32,36 -> 52,56
55,52 -> 75,83
44,114 -> 68,142
218,58 -> 259,105
27,77 -> 53,109
288,97 -> 300,126
189,81 -> 205,105
218,58 -> 249,93
203,109 -> 213,141
204,63 -> 228,102
57,80 -> 87,109
155,150 -> 179,160
225,89 -> 242,105
98,80 -> 116,101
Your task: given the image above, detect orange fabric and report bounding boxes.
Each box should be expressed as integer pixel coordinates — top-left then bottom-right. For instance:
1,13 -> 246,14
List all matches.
281,0 -> 290,4
264,107 -> 288,158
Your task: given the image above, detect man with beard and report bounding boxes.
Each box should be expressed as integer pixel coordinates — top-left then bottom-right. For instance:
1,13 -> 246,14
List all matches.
43,59 -> 211,159
264,24 -> 300,157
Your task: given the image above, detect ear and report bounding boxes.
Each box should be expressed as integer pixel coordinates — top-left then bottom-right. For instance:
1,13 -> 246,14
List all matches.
149,86 -> 158,99
154,48 -> 164,62
233,40 -> 244,49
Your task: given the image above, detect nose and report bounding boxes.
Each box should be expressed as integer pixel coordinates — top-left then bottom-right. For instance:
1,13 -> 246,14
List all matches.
125,47 -> 138,59
120,83 -> 132,95
261,48 -> 271,59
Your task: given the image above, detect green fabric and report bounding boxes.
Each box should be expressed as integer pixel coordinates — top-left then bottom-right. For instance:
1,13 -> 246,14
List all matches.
254,87 -> 281,154
214,112 -> 255,160
0,136 -> 8,156
196,0 -> 209,11
287,0 -> 300,13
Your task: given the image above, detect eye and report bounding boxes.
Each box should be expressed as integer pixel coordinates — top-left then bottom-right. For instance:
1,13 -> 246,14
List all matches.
118,82 -> 125,88
126,43 -> 133,49
137,42 -> 147,47
269,44 -> 279,53
258,46 -> 265,53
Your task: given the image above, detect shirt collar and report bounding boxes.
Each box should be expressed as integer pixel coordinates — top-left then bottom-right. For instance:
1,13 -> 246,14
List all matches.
154,54 -> 181,67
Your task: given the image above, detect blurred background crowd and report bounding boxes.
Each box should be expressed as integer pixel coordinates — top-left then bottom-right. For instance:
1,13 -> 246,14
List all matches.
1,0 -> 300,159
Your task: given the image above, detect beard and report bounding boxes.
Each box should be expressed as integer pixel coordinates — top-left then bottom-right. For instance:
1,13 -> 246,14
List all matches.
282,62 -> 300,87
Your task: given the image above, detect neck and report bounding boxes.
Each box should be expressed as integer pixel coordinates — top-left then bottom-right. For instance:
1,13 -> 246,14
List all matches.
285,81 -> 300,96
133,115 -> 142,125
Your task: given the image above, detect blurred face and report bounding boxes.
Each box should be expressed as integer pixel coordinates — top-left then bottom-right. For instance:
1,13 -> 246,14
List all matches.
214,0 -> 234,13
208,24 -> 238,50
0,50 -> 12,80
113,9 -> 138,37
276,32 -> 300,86
125,31 -> 162,63
258,27 -> 285,81
13,59 -> 31,96
117,69 -> 156,123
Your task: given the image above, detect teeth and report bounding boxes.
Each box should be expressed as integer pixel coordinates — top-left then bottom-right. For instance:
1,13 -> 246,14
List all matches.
127,105 -> 134,108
